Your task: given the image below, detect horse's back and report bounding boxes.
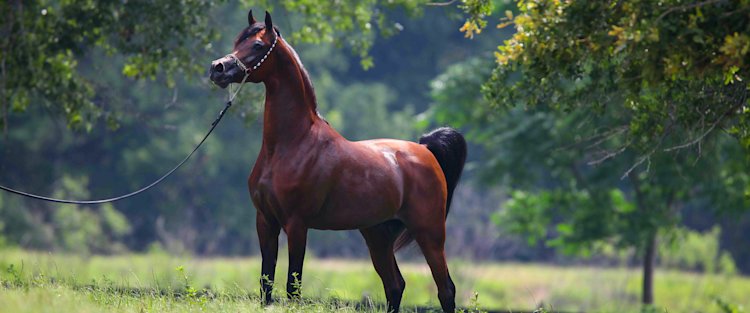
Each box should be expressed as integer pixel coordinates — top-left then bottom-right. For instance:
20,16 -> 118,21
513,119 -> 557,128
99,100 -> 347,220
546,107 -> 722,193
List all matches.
354,138 -> 448,204
355,138 -> 444,179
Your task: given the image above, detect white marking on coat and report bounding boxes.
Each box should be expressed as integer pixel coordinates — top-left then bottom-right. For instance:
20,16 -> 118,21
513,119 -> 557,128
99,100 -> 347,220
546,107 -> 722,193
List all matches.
383,151 -> 398,167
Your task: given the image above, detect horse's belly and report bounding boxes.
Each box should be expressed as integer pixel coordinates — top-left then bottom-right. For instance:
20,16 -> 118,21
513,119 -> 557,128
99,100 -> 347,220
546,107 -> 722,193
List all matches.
307,204 -> 398,230
306,173 -> 403,230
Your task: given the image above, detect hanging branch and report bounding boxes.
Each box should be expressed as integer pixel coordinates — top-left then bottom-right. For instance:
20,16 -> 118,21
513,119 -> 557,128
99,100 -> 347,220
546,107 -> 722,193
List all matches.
663,85 -> 747,153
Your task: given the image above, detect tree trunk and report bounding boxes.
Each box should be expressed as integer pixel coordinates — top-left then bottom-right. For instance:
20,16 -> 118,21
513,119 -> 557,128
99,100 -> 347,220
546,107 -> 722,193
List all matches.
642,232 -> 656,305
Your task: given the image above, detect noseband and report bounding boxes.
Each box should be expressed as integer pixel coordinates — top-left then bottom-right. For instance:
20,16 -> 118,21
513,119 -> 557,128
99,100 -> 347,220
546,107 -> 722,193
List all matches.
226,29 -> 279,74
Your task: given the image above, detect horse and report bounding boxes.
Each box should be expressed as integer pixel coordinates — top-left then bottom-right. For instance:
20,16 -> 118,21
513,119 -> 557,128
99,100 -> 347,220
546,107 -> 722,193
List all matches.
209,10 -> 467,313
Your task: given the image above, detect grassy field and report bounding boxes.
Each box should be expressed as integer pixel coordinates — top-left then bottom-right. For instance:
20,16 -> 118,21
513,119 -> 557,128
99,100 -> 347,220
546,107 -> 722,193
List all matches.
0,248 -> 747,313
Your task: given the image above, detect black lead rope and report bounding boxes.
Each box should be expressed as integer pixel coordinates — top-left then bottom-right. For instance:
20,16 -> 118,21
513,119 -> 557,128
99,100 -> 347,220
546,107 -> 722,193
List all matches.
0,100 -> 233,205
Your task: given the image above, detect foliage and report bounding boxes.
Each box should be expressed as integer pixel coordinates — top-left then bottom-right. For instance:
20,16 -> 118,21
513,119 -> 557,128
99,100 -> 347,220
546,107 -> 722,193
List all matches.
2,174 -> 132,254
52,204 -> 130,254
253,0 -> 428,69
0,194 -> 6,249
458,0 -> 495,38
714,296 -> 746,313
484,0 -> 750,163
431,0 -> 750,277
431,56 -> 750,304
0,0 -> 219,130
659,226 -> 737,275
1,0 -> 491,130
319,81 -> 419,140
435,0 -> 750,274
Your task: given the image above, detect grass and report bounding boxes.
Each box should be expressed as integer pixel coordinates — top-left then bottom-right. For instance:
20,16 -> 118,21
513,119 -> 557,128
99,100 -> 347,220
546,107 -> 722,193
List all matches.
0,248 -> 747,313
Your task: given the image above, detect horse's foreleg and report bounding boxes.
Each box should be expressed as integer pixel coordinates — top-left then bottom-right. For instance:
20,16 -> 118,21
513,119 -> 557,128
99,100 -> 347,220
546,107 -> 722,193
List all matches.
284,219 -> 308,299
257,211 -> 280,305
360,221 -> 406,313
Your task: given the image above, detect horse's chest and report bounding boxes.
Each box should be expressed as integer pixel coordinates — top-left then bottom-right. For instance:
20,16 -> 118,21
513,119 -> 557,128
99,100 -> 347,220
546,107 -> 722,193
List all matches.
249,164 -> 279,205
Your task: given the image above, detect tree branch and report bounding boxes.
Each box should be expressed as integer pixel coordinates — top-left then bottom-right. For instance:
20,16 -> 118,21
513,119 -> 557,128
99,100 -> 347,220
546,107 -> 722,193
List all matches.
620,115 -> 676,180
663,100 -> 743,152
584,126 -> 629,151
588,144 -> 630,166
621,152 -> 653,180
556,125 -> 629,153
657,0 -> 723,21
662,115 -> 722,152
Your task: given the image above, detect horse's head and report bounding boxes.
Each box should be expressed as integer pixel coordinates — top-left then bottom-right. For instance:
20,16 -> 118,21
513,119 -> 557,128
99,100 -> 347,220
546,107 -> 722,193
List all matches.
209,10 -> 279,88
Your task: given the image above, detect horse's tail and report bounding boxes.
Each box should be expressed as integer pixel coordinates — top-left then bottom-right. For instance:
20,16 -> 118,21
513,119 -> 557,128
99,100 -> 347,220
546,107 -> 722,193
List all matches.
419,127 -> 467,217
394,127 -> 467,251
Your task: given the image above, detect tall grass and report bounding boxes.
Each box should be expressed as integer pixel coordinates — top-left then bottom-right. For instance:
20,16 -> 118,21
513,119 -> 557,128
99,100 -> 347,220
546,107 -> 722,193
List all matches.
0,248 -> 747,312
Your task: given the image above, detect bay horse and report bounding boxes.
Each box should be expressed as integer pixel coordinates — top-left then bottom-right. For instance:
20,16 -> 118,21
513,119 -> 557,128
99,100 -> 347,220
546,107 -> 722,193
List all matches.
209,11 -> 466,313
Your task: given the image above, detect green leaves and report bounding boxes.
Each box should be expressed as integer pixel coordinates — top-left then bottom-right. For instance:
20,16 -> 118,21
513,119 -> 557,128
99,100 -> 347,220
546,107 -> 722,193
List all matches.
2,0 -> 478,129
495,190 -> 552,246
1,0 -> 218,131
458,0 -> 493,38
483,0 -> 750,157
432,53 -> 750,268
253,0 -> 429,69
495,186 -> 643,257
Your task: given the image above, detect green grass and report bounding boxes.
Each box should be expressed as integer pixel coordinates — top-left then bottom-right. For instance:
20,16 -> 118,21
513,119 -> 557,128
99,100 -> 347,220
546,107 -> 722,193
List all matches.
0,248 -> 747,312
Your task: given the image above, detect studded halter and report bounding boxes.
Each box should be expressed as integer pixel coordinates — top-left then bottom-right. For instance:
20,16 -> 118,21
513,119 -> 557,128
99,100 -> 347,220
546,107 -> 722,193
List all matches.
225,28 -> 279,75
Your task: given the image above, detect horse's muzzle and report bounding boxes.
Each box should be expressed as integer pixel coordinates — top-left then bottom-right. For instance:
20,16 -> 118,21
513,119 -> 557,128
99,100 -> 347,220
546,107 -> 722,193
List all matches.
209,56 -> 239,89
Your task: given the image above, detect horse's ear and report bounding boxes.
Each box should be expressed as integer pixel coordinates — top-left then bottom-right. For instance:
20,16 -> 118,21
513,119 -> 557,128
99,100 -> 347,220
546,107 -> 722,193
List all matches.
264,11 -> 273,29
248,10 -> 256,25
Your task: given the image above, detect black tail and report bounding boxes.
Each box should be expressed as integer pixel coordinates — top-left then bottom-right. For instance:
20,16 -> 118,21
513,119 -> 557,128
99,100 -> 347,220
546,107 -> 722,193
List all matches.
418,127 -> 467,217
394,127 -> 467,251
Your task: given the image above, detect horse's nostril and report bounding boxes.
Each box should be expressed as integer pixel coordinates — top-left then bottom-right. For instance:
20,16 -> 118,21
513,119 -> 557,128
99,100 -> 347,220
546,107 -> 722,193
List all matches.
214,63 -> 224,73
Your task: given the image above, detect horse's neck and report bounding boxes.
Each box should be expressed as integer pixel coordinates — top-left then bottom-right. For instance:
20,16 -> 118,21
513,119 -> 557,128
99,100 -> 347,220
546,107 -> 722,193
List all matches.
261,43 -> 324,151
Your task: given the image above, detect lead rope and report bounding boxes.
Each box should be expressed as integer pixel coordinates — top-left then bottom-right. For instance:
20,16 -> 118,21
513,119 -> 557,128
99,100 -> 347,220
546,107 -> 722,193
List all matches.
0,94 -> 237,204
0,30 -> 279,205
0,78 -> 249,205
0,70 -> 251,204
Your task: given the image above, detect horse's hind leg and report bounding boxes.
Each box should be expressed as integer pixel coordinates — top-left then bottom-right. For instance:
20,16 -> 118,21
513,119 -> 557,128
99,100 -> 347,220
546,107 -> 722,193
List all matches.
360,220 -> 406,313
407,217 -> 455,312
257,211 -> 281,305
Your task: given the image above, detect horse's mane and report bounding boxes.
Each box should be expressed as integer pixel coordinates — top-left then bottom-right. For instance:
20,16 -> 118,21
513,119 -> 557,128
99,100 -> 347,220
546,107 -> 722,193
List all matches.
278,34 -> 327,122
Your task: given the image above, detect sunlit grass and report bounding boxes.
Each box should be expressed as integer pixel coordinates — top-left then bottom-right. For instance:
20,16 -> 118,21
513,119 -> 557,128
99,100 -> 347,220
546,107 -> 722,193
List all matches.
0,248 -> 747,312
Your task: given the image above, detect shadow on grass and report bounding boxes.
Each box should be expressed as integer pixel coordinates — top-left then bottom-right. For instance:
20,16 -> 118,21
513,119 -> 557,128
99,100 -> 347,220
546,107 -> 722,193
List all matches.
64,284 -> 577,313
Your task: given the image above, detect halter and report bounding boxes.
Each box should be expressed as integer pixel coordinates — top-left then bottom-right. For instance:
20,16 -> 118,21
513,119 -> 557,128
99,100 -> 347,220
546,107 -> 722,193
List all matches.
225,29 -> 279,75
224,29 -> 279,103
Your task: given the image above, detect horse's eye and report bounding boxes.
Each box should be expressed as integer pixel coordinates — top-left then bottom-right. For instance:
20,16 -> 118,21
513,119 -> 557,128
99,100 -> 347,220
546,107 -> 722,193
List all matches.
253,42 -> 264,51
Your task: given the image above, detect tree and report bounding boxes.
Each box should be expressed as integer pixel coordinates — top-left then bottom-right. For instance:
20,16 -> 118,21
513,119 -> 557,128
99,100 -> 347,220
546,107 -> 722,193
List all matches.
473,2 -> 750,304
434,0 -> 750,306
1,0 -> 489,130
482,0 -> 750,164
431,57 -> 750,307
1,0 -> 220,131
